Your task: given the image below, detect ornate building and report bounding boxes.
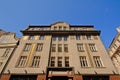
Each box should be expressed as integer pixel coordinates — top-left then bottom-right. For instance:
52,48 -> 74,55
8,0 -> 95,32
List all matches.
108,27 -> 120,74
0,22 -> 120,80
0,30 -> 19,79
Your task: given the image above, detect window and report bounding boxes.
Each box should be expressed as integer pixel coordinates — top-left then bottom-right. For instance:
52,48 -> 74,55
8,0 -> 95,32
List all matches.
36,44 -> 43,51
17,56 -> 27,67
113,44 -> 118,49
79,56 -> 88,67
0,62 -> 3,67
59,26 -> 62,30
64,36 -> 68,41
58,44 -> 62,52
28,35 -> 34,40
86,35 -> 92,40
76,35 -> 80,40
24,44 -> 31,51
89,44 -> 97,52
31,56 -> 40,67
77,44 -> 84,52
93,56 -> 103,67
117,39 -> 120,43
58,57 -> 62,67
39,35 -> 44,40
94,35 -> 98,40
58,36 -> 62,41
2,48 -> 11,57
52,36 -> 56,41
52,44 -> 56,52
64,44 -> 68,52
63,27 -> 67,30
65,57 -> 69,67
51,57 -> 55,67
54,26 -> 57,30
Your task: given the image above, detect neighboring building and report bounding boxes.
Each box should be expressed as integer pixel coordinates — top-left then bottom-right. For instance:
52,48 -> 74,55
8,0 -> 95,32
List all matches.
0,31 -> 19,78
108,27 -> 120,74
1,22 -> 120,80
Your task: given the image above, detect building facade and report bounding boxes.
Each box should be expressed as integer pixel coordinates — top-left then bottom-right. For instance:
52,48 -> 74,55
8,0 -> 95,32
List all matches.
108,27 -> 120,74
1,22 -> 120,80
0,31 -> 19,78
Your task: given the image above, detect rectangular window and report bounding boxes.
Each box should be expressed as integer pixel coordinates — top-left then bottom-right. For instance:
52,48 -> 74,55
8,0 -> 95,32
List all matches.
58,36 -> 62,41
77,44 -> 84,52
24,44 -> 31,51
79,56 -> 88,67
64,36 -> 68,41
63,27 -> 67,30
39,35 -> 44,40
113,44 -> 118,49
76,35 -> 80,40
58,57 -> 62,67
86,35 -> 92,40
52,44 -> 56,52
36,44 -> 43,51
65,57 -> 69,67
17,56 -> 27,67
59,26 -> 62,30
51,57 -> 55,67
28,35 -> 34,40
94,35 -> 98,40
2,48 -> 11,57
89,44 -> 97,52
64,44 -> 68,52
93,56 -> 103,67
58,44 -> 62,52
54,26 -> 57,30
52,36 -> 56,41
117,39 -> 120,43
31,56 -> 40,67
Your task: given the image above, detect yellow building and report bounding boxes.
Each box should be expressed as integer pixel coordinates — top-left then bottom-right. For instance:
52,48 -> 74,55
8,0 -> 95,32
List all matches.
1,22 -> 120,80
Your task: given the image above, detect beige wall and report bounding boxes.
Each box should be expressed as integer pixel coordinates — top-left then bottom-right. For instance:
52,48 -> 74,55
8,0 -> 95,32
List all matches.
0,33 -> 18,74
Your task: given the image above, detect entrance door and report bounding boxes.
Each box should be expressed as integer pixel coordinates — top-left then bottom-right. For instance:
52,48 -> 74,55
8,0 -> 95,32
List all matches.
51,76 -> 68,80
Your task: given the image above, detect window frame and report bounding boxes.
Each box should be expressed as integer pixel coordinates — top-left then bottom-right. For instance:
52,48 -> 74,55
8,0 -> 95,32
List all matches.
65,57 -> 69,67
39,35 -> 44,40
23,44 -> 31,51
93,56 -> 103,67
77,44 -> 84,52
31,56 -> 40,67
36,43 -> 43,52
58,57 -> 62,67
28,35 -> 34,40
50,57 -> 55,67
58,44 -> 62,52
79,56 -> 88,67
17,56 -> 27,67
89,44 -> 97,52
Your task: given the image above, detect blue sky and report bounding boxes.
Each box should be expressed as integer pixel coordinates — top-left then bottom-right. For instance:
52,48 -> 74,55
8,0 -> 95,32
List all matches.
0,0 -> 120,48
